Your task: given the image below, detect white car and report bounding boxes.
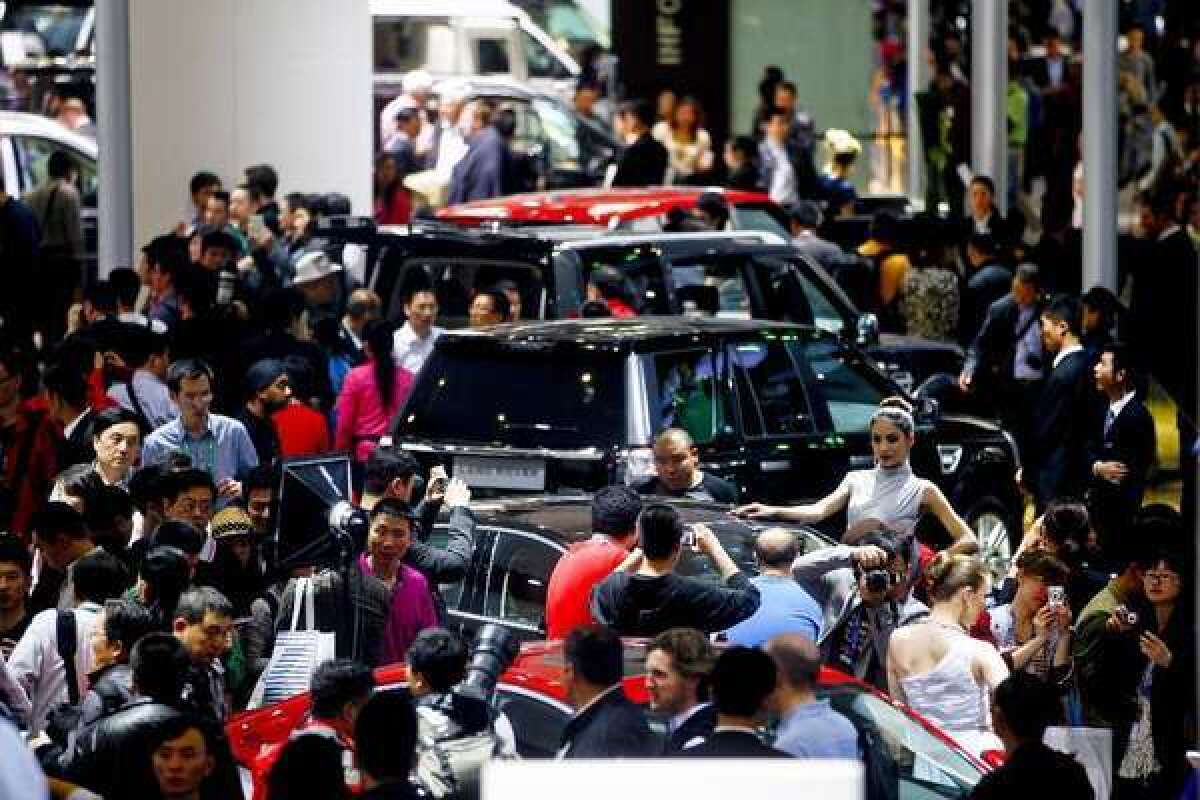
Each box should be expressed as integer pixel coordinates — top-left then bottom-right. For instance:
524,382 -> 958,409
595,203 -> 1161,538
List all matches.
0,110 -> 98,275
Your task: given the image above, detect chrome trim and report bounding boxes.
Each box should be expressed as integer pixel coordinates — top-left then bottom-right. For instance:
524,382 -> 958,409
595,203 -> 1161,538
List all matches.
626,352 -> 652,445
1000,429 -> 1022,470
937,444 -> 964,475
449,608 -> 543,634
399,441 -> 605,461
760,460 -> 791,472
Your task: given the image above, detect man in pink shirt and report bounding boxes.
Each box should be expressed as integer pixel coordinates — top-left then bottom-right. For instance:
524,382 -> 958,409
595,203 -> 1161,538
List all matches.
357,498 -> 437,663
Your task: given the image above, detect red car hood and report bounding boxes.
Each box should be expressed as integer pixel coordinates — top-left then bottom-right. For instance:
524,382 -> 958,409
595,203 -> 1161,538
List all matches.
436,187 -> 774,226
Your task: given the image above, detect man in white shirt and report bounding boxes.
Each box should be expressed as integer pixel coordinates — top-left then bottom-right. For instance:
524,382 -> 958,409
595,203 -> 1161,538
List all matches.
8,548 -> 127,734
392,288 -> 444,375
758,109 -> 798,207
107,329 -> 176,430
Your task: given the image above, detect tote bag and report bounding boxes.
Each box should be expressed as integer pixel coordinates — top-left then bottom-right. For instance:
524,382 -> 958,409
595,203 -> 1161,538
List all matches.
248,577 -> 337,708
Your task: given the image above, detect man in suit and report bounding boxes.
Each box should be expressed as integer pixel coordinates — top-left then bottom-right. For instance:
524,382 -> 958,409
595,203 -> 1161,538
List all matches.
1087,341 -> 1156,557
681,646 -> 789,758
1025,294 -> 1094,510
612,99 -> 667,187
959,233 -> 1013,346
960,176 -> 1020,258
559,625 -> 654,758
959,263 -> 1044,450
42,361 -> 93,472
646,628 -> 716,753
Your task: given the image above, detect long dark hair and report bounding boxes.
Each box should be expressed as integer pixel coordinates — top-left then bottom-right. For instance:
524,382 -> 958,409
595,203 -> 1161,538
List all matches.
363,319 -> 396,410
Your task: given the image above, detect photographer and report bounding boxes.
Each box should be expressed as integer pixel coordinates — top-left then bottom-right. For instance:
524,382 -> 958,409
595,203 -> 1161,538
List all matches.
359,448 -> 475,623
791,529 -> 927,690
590,504 -> 759,636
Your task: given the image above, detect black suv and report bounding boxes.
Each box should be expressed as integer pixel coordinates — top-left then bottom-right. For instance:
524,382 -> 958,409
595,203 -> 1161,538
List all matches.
327,221 -> 963,390
394,318 -> 1022,571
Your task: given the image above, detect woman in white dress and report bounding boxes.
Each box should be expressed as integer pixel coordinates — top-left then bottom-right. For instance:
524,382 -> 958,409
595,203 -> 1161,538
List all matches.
652,96 -> 714,184
734,397 -> 978,562
887,553 -> 1009,754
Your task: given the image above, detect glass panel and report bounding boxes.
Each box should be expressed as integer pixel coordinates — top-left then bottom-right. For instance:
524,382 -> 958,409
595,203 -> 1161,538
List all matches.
521,30 -> 571,79
399,349 -> 625,449
800,336 -> 886,434
374,18 -> 448,73
755,256 -> 846,335
482,533 -> 560,630
14,137 -> 95,205
531,97 -> 581,163
646,349 -> 732,445
669,255 -> 752,318
730,205 -> 790,237
476,38 -> 512,74
728,337 -> 816,437
576,247 -> 671,315
494,690 -> 568,758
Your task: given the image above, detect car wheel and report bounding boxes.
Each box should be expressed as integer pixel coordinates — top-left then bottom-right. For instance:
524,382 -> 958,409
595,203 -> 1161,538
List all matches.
967,497 -> 1016,583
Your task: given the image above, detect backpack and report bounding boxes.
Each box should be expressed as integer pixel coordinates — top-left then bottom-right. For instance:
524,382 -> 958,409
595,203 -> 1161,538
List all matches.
43,611 -> 82,746
413,693 -> 511,800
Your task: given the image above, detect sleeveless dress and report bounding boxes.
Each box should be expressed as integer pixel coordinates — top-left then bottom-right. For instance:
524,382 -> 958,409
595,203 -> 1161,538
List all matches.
899,633 -> 1003,755
843,462 -> 932,578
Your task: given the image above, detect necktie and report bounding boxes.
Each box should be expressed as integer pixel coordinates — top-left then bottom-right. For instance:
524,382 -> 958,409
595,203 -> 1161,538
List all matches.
1104,408 -> 1117,440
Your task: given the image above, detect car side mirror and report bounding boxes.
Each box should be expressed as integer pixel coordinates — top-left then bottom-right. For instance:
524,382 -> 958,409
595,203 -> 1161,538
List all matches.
855,312 -> 880,346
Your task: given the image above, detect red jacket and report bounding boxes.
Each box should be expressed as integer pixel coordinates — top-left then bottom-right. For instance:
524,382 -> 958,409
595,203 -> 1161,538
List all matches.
545,535 -> 628,640
273,401 -> 332,458
3,397 -> 62,539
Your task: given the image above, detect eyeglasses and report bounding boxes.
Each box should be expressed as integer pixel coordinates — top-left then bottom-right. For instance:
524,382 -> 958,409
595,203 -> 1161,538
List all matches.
1144,571 -> 1180,585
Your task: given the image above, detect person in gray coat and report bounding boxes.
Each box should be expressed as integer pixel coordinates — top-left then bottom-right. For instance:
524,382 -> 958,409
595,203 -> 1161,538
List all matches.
791,529 -> 927,689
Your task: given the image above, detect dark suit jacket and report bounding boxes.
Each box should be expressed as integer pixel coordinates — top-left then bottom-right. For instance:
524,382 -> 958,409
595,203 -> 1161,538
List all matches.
959,262 -> 1013,346
612,133 -> 668,187
1028,349 -> 1094,504
1131,228 -> 1198,413
679,729 -> 789,758
964,295 -> 1040,389
560,687 -> 655,758
969,742 -> 1093,800
1086,394 -> 1156,527
57,408 -> 95,470
664,703 -> 716,754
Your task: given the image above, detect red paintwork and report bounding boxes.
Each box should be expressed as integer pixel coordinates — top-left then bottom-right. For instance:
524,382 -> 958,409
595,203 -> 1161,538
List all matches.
435,186 -> 777,227
227,638 -> 991,773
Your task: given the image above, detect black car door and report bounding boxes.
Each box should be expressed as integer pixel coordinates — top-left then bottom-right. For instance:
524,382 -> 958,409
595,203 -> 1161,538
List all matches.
721,331 -> 850,506
428,522 -> 492,642
479,528 -> 565,642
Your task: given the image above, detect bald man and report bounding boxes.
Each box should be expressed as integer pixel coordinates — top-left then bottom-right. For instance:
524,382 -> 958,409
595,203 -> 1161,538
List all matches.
722,528 -> 822,647
634,429 -> 738,504
766,634 -> 859,759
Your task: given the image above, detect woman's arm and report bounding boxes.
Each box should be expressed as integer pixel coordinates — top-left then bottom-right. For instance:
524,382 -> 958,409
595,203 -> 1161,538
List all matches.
922,484 -> 979,555
733,480 -> 851,524
886,632 -> 908,703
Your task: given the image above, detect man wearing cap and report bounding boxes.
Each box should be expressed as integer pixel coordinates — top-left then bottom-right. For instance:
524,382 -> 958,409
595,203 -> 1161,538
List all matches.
196,507 -> 266,619
293,251 -> 346,327
238,359 -> 292,467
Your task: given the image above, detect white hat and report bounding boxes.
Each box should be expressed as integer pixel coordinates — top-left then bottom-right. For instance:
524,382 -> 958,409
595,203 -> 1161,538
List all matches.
293,251 -> 342,285
824,128 -> 862,156
402,69 -> 434,94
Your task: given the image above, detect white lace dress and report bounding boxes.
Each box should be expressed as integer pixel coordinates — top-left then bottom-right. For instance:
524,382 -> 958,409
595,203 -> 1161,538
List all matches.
899,633 -> 1004,755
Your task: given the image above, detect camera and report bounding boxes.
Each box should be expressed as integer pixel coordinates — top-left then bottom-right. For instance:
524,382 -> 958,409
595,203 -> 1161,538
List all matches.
415,624 -> 521,800
680,524 -> 697,550
1047,586 -> 1065,608
1115,605 -> 1139,627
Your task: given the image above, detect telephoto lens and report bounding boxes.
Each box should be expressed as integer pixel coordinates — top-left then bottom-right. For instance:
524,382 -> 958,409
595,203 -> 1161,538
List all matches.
463,624 -> 521,698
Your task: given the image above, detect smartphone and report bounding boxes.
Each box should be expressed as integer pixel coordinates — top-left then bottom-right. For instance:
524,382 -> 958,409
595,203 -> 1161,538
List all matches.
680,524 -> 700,551
247,214 -> 266,240
1047,586 -> 1065,608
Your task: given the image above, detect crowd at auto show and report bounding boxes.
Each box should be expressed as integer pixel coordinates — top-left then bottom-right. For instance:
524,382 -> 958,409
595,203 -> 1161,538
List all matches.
0,2 -> 1199,800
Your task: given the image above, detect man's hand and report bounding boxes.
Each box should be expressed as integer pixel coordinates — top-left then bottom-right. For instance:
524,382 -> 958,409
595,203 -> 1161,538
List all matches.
693,523 -> 721,558
1093,461 -> 1129,483
443,477 -> 471,509
424,465 -> 449,503
217,478 -> 242,500
957,371 -> 972,393
851,545 -> 889,569
731,502 -> 774,519
616,547 -> 644,573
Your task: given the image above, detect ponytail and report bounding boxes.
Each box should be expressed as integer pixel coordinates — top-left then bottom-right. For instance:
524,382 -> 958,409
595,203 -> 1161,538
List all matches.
364,319 -> 396,410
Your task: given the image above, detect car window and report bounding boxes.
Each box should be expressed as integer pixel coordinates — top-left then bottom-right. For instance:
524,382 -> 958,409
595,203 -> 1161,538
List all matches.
754,256 -> 845,335
506,100 -> 543,155
13,137 -> 96,205
476,37 -> 512,74
427,525 -> 466,609
575,247 -> 671,315
729,204 -> 790,237
374,18 -> 453,73
644,348 -> 734,445
494,688 -> 569,758
669,255 -> 752,318
726,337 -> 817,437
521,30 -> 572,80
819,685 -> 983,796
399,348 -> 626,449
482,531 -> 561,632
800,336 -> 887,434
386,258 -> 546,327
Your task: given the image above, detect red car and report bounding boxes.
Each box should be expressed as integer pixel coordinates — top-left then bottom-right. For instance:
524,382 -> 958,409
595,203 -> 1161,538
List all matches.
435,186 -> 792,236
229,639 -> 989,799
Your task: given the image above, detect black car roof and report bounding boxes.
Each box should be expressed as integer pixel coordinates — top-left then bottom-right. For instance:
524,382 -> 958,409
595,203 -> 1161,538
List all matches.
437,316 -> 834,352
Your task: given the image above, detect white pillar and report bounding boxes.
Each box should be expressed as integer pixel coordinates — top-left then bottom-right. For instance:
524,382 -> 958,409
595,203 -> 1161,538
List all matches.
906,0 -> 929,205
970,0 -> 1007,212
1081,2 -> 1118,292
94,0 -> 133,279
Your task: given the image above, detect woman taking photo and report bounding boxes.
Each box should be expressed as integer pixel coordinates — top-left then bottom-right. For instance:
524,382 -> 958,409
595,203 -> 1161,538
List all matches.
334,320 -> 414,484
887,553 -> 1009,754
987,550 -> 1072,682
652,95 -> 715,184
735,398 -> 978,561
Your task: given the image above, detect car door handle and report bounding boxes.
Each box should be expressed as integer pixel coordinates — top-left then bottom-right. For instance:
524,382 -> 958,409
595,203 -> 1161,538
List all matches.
849,455 -> 874,469
761,460 -> 791,472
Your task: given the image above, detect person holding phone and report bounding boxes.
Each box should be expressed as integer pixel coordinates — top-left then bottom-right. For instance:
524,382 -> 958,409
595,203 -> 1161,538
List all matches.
987,550 -> 1072,682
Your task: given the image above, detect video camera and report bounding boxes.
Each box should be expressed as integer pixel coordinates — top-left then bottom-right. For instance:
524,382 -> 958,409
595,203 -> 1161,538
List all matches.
415,624 -> 521,800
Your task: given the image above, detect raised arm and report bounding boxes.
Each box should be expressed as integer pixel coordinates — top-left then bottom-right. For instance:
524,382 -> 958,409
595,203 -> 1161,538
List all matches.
922,484 -> 979,555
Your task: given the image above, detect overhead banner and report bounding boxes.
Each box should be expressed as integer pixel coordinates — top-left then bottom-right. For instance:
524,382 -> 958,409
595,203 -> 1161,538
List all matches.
612,0 -> 732,150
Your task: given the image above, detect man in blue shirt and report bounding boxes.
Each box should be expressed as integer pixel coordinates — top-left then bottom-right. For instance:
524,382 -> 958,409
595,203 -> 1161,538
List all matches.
723,528 -> 822,647
142,359 -> 258,503
767,633 -> 859,759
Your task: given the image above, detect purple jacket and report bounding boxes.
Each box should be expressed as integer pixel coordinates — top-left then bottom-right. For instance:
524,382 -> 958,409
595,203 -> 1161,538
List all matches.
358,553 -> 438,664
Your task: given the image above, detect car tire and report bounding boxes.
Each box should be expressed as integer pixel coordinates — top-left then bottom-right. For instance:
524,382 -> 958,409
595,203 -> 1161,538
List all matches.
966,496 -> 1018,583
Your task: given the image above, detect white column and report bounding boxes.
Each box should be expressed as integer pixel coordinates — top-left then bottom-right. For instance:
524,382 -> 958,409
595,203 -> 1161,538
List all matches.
970,0 -> 1007,212
1082,1 -> 1118,292
94,0 -> 133,279
906,0 -> 929,205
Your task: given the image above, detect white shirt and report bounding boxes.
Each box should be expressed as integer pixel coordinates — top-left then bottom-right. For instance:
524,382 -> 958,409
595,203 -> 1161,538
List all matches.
435,125 -> 469,177
764,139 -> 798,206
1108,389 -> 1136,420
108,369 -> 178,430
393,323 -> 444,375
62,408 -> 91,441
7,603 -> 101,735
1052,342 -> 1084,370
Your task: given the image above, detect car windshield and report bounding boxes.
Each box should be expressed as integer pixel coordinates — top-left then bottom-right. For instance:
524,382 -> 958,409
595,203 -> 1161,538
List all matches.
532,97 -> 581,164
800,335 -> 890,434
398,347 -> 626,448
8,5 -> 88,55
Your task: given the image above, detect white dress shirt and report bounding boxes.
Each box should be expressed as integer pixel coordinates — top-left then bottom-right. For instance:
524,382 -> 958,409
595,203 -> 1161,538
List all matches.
7,602 -> 101,735
392,323 -> 444,376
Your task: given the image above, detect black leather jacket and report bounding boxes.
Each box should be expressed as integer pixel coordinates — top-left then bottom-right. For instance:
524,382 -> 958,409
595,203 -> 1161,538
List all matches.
55,698 -> 182,798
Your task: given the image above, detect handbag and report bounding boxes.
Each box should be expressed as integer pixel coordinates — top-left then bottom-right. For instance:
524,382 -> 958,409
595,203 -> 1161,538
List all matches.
247,577 -> 336,708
